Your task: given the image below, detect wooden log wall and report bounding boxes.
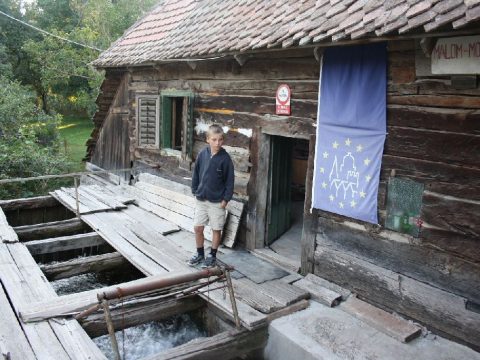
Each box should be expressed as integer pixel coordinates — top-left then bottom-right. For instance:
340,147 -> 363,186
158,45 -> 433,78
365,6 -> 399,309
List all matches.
312,39 -> 480,349
90,72 -> 131,181
125,48 -> 319,201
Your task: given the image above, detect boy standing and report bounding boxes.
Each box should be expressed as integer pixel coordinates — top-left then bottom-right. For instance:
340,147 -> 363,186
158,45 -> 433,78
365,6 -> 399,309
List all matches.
188,124 -> 234,267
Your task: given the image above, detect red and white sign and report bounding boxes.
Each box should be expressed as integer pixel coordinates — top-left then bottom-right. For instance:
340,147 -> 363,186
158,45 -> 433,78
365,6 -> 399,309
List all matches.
276,84 -> 291,115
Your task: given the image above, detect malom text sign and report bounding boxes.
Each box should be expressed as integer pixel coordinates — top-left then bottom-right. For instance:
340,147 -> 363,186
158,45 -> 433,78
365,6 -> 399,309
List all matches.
431,35 -> 480,75
276,84 -> 291,115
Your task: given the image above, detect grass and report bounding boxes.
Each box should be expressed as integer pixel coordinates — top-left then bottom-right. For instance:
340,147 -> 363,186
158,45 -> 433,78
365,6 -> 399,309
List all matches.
58,115 -> 93,172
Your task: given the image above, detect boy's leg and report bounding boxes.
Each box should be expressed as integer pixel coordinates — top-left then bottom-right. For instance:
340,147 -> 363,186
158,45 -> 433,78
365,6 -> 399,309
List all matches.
189,201 -> 208,266
194,225 -> 205,248
203,203 -> 226,267
211,230 -> 222,250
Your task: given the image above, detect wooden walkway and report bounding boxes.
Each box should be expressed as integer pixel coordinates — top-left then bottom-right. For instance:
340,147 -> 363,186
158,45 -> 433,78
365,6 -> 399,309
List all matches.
0,174 -> 309,359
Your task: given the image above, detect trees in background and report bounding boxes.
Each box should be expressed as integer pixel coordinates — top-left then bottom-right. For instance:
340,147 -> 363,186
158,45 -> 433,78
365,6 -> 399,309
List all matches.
0,0 -> 158,198
1,0 -> 157,116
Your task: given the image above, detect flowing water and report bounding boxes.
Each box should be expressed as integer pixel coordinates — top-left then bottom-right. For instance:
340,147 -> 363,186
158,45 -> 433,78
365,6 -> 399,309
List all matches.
50,271 -> 206,359
93,314 -> 207,359
51,267 -> 144,295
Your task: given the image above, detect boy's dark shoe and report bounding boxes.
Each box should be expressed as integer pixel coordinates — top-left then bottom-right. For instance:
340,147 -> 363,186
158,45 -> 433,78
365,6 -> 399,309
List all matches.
187,253 -> 204,266
201,254 -> 216,268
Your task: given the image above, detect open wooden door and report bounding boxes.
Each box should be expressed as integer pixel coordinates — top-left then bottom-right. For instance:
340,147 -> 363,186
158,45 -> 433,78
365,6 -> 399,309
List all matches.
266,136 -> 293,245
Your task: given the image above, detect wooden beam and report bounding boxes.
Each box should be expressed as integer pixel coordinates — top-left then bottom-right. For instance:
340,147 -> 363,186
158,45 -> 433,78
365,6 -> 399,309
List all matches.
301,135 -> 316,275
340,296 -> 422,343
314,246 -> 480,349
251,131 -> 270,249
26,232 -> 106,255
40,252 -> 127,281
13,218 -> 89,242
0,195 -> 58,211
80,296 -> 204,338
145,327 -> 268,360
0,284 -> 36,360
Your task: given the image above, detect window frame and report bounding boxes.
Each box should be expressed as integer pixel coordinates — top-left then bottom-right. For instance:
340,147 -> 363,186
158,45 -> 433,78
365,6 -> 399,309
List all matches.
160,90 -> 194,161
136,95 -> 160,149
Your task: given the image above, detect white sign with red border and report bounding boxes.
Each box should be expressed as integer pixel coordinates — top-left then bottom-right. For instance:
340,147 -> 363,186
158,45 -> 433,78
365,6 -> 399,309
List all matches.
276,84 -> 291,115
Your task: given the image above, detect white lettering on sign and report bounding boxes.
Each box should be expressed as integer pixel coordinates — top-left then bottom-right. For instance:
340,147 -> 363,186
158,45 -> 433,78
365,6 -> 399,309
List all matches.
431,35 -> 480,74
276,84 -> 291,115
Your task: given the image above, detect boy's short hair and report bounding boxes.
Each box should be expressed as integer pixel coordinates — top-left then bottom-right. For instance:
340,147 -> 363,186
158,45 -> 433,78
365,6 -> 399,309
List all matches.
206,124 -> 224,139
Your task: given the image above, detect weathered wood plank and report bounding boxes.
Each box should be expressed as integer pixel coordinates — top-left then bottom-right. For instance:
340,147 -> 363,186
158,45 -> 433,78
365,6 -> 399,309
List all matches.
196,94 -> 318,119
387,105 -> 480,135
418,227 -> 480,264
314,246 -> 480,348
145,327 -> 268,360
302,273 -> 352,301
50,188 -> 96,214
82,212 -> 168,276
61,187 -> 112,213
137,172 -> 246,216
0,242 -> 106,359
78,185 -> 127,210
201,288 -> 267,330
301,134 -> 317,274
421,191 -> 480,239
26,232 -> 105,255
0,195 -> 58,211
293,278 -> 342,307
340,296 -> 422,343
252,248 -> 300,273
381,154 -> 480,200
122,204 -> 180,235
40,252 -> 127,281
316,216 -> 480,300
13,218 -> 89,242
388,94 -> 480,109
127,183 -> 241,247
0,284 -> 36,360
258,279 -> 309,307
81,296 -> 204,338
0,207 -> 18,243
20,270 -> 196,323
232,277 -> 284,313
384,126 -> 480,167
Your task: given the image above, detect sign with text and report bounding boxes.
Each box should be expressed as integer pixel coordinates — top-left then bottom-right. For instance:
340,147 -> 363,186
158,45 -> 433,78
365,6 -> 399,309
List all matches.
431,35 -> 480,74
276,84 -> 291,115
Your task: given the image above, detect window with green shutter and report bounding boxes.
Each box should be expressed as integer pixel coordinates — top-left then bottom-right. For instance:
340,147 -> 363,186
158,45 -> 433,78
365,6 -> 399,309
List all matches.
161,91 -> 194,162
137,96 -> 159,148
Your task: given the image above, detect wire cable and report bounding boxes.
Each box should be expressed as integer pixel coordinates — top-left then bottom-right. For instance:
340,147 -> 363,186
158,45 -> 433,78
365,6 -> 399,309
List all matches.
0,9 -> 104,52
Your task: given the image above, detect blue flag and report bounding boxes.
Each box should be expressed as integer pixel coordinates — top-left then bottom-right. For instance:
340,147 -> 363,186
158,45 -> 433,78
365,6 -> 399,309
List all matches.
312,43 -> 387,224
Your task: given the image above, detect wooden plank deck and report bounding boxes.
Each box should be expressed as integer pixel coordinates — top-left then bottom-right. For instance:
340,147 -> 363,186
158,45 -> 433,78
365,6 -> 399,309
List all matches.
0,174 -> 309,358
0,241 -> 106,359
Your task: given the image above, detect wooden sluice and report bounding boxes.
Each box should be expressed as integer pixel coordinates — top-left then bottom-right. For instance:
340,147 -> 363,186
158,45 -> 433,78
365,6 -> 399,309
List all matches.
0,174 -> 309,359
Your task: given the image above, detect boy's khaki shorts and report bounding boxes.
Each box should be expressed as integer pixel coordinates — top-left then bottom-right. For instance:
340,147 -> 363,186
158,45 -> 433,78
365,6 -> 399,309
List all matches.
193,199 -> 226,231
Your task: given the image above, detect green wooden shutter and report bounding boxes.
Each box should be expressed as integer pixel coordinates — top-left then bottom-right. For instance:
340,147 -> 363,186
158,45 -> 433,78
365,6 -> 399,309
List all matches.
138,97 -> 158,147
161,96 -> 172,148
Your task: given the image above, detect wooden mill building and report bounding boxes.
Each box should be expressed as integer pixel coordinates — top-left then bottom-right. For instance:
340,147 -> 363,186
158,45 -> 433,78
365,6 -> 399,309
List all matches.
87,0 -> 480,351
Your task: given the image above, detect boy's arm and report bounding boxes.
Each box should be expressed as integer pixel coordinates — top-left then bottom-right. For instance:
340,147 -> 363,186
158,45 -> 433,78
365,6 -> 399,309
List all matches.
223,157 -> 235,203
191,157 -> 200,195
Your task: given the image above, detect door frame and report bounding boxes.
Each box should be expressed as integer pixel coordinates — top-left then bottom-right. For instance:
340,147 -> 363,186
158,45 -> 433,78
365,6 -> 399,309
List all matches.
247,130 -> 311,251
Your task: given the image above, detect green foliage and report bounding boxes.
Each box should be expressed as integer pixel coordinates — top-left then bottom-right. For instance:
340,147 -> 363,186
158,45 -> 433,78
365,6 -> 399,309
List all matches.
0,0 -> 158,198
0,77 -> 71,199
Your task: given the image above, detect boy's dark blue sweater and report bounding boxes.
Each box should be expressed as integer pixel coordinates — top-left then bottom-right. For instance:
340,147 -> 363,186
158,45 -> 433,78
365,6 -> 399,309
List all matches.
192,146 -> 234,202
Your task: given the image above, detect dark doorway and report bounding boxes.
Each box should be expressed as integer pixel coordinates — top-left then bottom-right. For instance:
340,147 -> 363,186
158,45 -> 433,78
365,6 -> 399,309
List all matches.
266,136 -> 308,254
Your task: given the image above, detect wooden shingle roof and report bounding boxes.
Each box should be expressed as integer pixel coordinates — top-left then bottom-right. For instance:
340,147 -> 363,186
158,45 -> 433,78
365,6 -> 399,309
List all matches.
93,0 -> 480,67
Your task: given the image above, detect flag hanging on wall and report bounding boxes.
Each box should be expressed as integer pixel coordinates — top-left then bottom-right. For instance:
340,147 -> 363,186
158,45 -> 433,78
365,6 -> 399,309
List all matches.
312,43 -> 387,224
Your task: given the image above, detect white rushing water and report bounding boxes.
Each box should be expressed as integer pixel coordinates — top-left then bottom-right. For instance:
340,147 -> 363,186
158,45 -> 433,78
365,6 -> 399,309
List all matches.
51,273 -> 109,295
93,314 -> 207,360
